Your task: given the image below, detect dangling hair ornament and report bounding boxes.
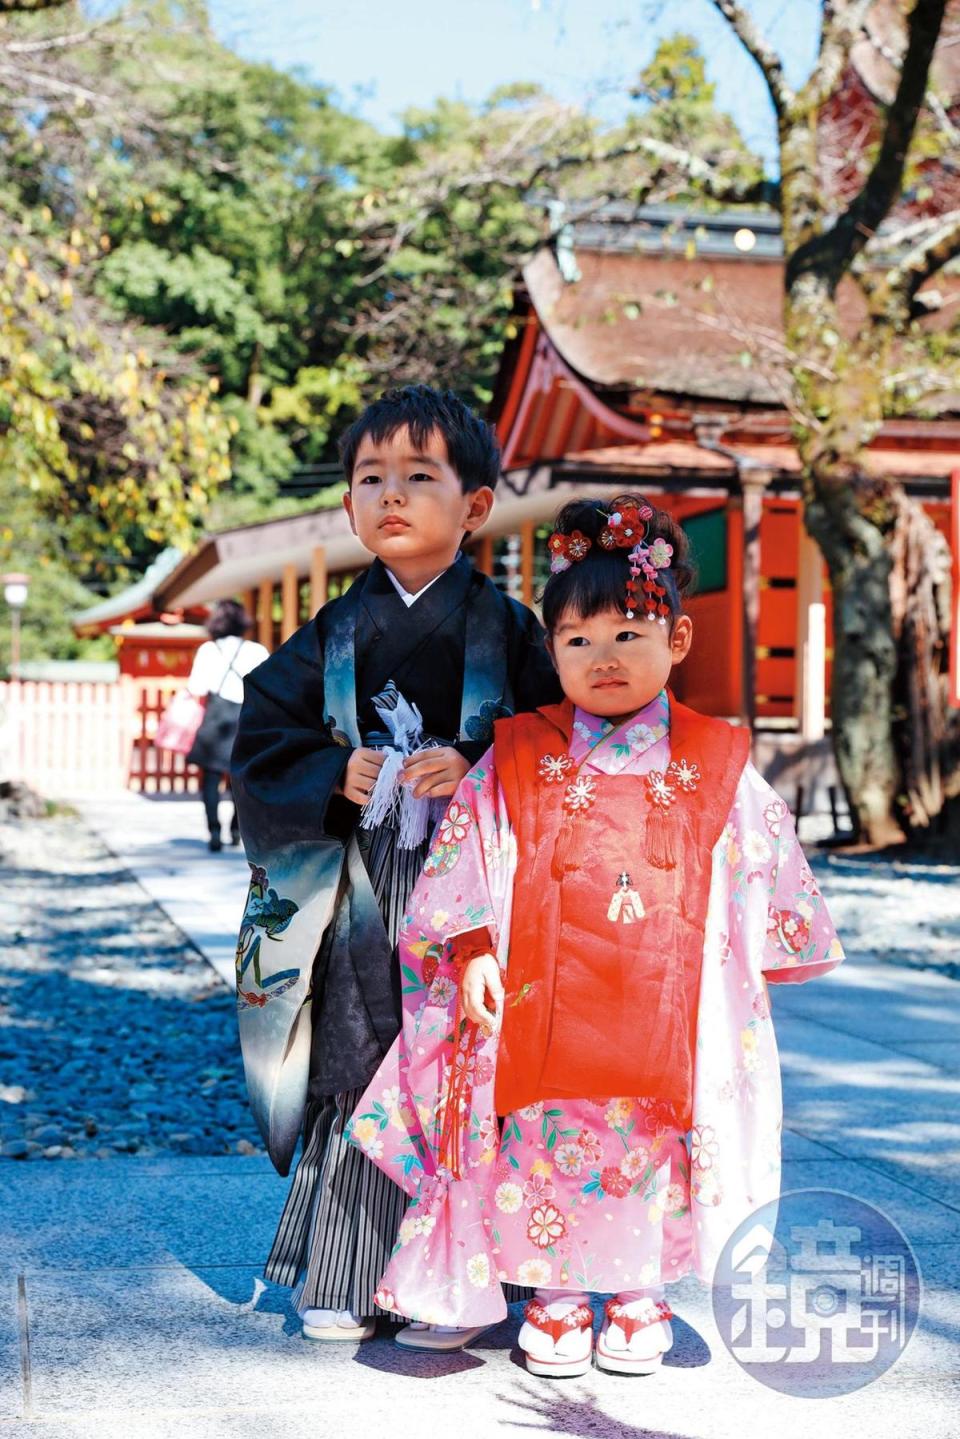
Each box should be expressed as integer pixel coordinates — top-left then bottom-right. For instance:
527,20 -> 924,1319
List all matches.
627,535 -> 674,624
598,501 -> 673,622
548,528 -> 592,573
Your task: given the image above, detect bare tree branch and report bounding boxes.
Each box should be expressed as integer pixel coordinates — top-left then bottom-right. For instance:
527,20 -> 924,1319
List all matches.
2,18 -> 117,55
881,207 -> 960,315
789,0 -> 950,290
524,132 -> 778,205
709,0 -> 794,118
882,356 -> 960,409
0,59 -> 104,106
861,208 -> 951,259
857,6 -> 960,144
0,0 -> 73,10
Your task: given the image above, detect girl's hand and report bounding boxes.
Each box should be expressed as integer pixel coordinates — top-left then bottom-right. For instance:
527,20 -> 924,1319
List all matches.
461,953 -> 503,1029
340,747 -> 386,805
402,746 -> 471,799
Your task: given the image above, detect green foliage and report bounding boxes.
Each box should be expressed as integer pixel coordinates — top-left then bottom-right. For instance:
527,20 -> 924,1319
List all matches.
0,4 -> 769,660
628,34 -> 766,203
96,242 -> 278,390
0,228 -> 231,574
259,360 -> 367,465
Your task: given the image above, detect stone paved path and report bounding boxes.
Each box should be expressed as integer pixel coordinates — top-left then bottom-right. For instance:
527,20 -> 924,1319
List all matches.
0,812 -> 260,1163
0,801 -> 958,1437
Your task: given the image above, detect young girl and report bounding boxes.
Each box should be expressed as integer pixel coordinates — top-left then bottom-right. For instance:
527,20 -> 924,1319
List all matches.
348,495 -> 844,1375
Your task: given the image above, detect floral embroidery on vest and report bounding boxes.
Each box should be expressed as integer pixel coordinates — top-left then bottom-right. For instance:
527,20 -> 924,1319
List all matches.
645,770 -> 675,810
538,753 -> 573,784
563,774 -> 597,813
667,758 -> 701,792
646,757 -> 701,812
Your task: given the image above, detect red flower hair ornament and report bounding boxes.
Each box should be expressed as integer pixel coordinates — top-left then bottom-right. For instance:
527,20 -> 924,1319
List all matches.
597,502 -> 653,551
547,528 -> 592,574
547,503 -> 675,624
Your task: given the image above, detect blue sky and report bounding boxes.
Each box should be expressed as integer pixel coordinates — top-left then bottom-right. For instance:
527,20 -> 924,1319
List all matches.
207,0 -> 823,170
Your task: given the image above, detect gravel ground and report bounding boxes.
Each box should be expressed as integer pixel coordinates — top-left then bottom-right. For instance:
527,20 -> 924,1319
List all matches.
811,849 -> 960,980
0,810 -> 263,1163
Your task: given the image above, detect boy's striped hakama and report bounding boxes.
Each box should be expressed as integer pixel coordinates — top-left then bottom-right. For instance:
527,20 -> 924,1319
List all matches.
264,829 -> 424,1318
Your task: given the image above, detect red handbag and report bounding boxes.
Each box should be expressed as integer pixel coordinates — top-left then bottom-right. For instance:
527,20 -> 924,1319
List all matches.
155,689 -> 206,755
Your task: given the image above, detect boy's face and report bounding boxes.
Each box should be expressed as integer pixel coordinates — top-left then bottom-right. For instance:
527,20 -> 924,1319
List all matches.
342,426 -> 493,573
547,604 -> 692,722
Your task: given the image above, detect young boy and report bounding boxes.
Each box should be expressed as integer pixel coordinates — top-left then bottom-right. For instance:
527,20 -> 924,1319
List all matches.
230,385 -> 561,1343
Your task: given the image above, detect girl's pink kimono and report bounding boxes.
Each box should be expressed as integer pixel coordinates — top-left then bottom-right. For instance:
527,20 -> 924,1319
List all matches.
348,690 -> 844,1326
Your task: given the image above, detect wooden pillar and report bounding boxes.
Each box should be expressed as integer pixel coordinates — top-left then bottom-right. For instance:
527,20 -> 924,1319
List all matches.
475,535 -> 494,577
309,545 -> 328,615
242,589 -> 256,629
739,470 -> 771,732
281,563 -> 299,643
520,521 -> 535,606
725,492 -> 744,719
795,524 -> 826,740
257,579 -> 273,651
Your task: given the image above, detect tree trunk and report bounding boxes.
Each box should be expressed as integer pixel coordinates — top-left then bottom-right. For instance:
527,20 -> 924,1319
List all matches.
770,5 -> 956,849
246,341 -> 265,411
787,273 -> 906,846
889,491 -> 959,839
804,470 -> 906,846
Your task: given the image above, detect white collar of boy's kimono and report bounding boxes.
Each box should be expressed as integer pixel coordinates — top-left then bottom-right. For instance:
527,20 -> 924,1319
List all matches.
569,689 -> 671,775
383,562 -> 451,607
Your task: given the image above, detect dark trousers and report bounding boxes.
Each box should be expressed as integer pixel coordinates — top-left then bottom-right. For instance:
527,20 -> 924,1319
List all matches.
200,770 -> 238,839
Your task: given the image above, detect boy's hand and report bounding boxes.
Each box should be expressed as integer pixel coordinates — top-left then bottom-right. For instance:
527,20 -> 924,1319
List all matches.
402,746 -> 471,799
340,747 -> 386,805
461,953 -> 503,1030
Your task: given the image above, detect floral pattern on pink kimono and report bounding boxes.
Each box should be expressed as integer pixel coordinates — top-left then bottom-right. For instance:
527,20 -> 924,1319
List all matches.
347,691 -> 844,1326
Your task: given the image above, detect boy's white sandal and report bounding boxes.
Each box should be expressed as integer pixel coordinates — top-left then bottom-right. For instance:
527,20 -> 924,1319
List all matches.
300,1307 -> 376,1342
395,1322 -> 492,1351
519,1298 -> 595,1378
595,1296 -> 673,1375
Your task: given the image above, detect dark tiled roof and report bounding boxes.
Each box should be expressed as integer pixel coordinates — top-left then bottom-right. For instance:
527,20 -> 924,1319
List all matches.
523,244 -> 960,410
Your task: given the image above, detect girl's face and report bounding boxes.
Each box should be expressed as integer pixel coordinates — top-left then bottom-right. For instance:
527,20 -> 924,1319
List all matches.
548,605 -> 693,722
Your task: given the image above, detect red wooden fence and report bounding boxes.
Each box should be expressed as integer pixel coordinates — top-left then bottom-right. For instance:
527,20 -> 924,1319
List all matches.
129,679 -> 200,793
0,678 -> 200,798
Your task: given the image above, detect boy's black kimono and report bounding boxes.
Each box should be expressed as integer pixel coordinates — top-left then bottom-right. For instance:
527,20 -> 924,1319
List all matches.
231,554 -> 560,1179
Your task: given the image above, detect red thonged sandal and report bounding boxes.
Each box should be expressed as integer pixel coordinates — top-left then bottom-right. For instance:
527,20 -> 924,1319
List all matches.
595,1296 -> 673,1375
519,1299 -> 595,1378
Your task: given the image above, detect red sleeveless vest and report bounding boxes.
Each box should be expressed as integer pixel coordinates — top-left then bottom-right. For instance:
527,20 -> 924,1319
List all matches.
493,696 -> 749,1126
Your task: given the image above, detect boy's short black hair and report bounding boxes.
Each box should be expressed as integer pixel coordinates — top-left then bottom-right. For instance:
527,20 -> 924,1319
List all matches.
541,494 -> 695,634
338,385 -> 500,494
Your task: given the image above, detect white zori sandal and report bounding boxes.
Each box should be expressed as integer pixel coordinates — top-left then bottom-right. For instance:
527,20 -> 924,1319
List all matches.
595,1295 -> 673,1375
519,1297 -> 595,1377
300,1307 -> 375,1342
395,1322 -> 492,1351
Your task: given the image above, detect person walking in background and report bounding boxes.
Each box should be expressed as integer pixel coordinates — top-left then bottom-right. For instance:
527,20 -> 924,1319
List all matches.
186,601 -> 269,852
